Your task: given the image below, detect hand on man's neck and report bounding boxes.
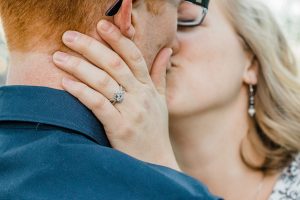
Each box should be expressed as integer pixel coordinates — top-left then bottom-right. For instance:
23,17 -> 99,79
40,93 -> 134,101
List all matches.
6,30 -> 105,90
6,51 -> 74,90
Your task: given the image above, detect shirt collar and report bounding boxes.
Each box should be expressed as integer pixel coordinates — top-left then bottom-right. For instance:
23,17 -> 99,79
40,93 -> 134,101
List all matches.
0,85 -> 110,147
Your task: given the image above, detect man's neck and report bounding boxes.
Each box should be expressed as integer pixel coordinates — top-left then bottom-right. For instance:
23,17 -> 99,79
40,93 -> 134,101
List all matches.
6,51 -> 74,90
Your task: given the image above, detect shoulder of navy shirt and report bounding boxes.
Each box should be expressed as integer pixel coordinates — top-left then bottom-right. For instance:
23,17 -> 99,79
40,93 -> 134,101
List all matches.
0,85 -> 222,200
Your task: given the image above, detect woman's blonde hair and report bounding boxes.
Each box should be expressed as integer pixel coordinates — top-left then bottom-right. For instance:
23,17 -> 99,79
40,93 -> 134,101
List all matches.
220,0 -> 300,173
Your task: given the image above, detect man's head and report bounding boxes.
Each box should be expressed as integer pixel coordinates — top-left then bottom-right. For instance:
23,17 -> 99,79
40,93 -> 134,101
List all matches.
0,0 -> 181,67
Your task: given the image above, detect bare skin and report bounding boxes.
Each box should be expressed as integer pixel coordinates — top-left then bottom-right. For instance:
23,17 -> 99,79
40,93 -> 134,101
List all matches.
52,1 -> 282,200
6,0 -> 181,89
53,21 -> 179,170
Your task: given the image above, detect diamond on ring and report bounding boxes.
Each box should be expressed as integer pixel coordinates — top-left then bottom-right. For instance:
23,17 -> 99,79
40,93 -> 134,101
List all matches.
110,85 -> 125,105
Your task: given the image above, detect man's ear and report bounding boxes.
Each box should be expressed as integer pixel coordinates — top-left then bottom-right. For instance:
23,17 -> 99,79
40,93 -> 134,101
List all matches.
114,0 -> 135,38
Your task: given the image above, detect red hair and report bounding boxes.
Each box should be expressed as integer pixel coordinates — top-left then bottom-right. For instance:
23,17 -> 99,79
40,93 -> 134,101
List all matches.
0,0 -> 110,51
0,0 -> 162,52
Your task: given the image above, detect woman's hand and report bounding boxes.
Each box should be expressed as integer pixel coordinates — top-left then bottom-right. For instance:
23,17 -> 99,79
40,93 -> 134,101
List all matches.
52,20 -> 180,171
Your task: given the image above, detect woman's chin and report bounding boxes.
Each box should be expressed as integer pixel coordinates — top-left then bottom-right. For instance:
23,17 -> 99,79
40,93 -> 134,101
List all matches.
166,96 -> 184,117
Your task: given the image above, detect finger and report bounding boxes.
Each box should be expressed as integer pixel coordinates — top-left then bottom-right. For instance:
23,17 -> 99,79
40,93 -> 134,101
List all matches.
53,51 -> 121,101
61,31 -> 139,91
61,78 -> 122,129
97,20 -> 151,84
150,48 -> 173,95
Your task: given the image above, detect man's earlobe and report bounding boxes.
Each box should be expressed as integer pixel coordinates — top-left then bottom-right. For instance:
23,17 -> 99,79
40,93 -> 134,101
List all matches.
113,0 -> 135,39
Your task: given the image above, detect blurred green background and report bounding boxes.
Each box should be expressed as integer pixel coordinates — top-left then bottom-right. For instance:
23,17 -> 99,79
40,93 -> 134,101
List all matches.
0,0 -> 300,85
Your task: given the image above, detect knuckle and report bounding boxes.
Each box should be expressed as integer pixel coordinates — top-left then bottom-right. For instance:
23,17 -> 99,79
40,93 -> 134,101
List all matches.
109,57 -> 123,69
73,83 -> 85,96
80,36 -> 94,52
91,97 -> 106,111
133,107 -> 146,124
119,124 -> 134,140
110,29 -> 122,42
130,49 -> 144,63
96,73 -> 111,88
68,57 -> 82,72
135,113 -> 145,125
119,72 -> 131,84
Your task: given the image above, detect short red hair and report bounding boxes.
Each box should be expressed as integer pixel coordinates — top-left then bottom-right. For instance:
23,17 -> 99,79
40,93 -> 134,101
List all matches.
0,0 -> 162,52
0,0 -> 112,52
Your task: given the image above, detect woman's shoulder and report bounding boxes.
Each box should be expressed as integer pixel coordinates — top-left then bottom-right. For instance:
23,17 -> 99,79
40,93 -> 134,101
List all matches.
269,154 -> 300,200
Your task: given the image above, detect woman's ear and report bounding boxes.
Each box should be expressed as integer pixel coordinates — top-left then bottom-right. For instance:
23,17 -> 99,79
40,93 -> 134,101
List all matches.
243,54 -> 259,85
113,0 -> 135,38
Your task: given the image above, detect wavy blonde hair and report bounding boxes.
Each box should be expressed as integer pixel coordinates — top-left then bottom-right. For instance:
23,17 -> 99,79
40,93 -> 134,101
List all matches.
219,0 -> 300,173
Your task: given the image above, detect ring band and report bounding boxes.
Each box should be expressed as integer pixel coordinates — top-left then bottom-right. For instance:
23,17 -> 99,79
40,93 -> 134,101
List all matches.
110,85 -> 125,105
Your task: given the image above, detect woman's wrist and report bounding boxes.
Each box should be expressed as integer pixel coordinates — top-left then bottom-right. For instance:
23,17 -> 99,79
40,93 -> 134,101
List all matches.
163,157 -> 181,172
155,143 -> 181,171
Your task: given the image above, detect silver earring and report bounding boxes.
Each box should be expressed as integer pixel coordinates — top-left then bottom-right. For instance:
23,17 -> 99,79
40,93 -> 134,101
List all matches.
248,85 -> 256,117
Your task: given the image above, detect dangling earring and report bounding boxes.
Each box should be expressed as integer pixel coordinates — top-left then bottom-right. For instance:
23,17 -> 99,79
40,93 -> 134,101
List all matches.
248,84 -> 256,117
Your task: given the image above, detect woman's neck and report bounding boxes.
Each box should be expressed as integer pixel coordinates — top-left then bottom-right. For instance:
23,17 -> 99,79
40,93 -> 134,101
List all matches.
170,100 -> 249,174
169,96 -> 275,199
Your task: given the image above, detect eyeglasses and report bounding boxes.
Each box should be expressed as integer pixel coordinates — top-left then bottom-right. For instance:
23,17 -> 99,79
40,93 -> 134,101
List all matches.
105,0 -> 210,27
105,0 -> 123,16
178,0 -> 210,27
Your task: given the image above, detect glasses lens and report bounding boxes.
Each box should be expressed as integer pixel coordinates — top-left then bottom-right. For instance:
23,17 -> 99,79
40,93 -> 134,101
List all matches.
178,1 -> 207,27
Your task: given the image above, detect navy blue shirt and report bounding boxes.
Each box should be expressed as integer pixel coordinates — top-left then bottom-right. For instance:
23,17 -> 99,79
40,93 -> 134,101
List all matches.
0,86 -> 220,199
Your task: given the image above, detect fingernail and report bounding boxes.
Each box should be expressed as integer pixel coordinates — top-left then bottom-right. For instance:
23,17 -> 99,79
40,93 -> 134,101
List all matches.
99,20 -> 112,32
63,31 -> 79,43
53,52 -> 69,63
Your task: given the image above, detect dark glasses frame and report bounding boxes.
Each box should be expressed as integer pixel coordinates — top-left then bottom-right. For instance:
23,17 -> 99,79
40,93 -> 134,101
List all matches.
186,0 -> 209,9
106,0 -> 123,16
106,0 -> 210,16
105,0 -> 210,27
178,0 -> 210,27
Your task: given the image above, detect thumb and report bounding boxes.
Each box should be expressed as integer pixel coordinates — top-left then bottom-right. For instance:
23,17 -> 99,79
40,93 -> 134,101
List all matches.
150,48 -> 173,95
